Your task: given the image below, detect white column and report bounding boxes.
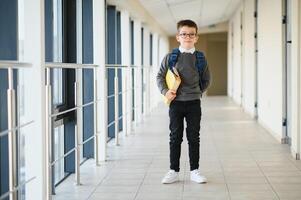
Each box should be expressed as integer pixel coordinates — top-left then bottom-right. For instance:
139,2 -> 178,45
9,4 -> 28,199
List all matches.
257,0 -> 283,141
134,20 -> 142,124
299,0 -> 301,159
93,0 -> 107,162
152,35 -> 169,108
121,10 -> 131,136
75,0 -> 83,183
22,0 -> 46,199
290,0 -> 301,159
242,0 -> 256,117
151,33 -> 160,109
231,6 -> 243,105
228,22 -> 234,97
143,27 -> 150,115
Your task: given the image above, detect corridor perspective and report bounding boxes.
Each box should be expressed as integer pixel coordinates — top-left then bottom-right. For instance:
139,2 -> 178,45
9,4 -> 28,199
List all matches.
52,97 -> 301,200
1,0 -> 301,200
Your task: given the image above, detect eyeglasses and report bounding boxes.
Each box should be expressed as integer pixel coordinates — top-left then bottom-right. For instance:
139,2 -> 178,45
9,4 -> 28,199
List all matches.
178,33 -> 197,39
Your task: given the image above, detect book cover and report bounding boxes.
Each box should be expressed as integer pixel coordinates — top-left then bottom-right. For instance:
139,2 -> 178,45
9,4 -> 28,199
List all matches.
163,68 -> 181,105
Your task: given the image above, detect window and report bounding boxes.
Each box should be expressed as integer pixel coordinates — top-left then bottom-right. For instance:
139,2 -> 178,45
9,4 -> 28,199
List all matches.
53,125 -> 65,185
53,69 -> 64,105
53,0 -> 64,106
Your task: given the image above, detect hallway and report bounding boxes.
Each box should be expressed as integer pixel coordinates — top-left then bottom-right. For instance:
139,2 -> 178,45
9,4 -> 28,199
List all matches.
53,97 -> 301,200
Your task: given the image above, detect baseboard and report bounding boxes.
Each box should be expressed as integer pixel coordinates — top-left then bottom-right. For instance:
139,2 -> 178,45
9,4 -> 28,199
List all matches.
291,148 -> 301,160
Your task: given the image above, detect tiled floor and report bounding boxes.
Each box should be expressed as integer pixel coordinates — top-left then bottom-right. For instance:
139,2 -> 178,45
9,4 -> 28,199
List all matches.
53,96 -> 301,200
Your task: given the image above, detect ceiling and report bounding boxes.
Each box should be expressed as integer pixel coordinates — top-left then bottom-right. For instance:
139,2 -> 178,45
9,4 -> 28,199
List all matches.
138,0 -> 242,35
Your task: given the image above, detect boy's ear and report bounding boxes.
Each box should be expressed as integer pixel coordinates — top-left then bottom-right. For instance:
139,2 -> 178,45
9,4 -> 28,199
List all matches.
194,34 -> 199,42
176,34 -> 180,42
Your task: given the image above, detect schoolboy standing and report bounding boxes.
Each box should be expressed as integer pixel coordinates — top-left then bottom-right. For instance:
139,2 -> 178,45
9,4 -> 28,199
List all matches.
156,19 -> 211,184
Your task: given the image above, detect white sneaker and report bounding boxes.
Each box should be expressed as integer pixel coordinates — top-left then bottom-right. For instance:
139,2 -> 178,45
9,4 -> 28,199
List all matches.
161,170 -> 179,184
190,169 -> 207,183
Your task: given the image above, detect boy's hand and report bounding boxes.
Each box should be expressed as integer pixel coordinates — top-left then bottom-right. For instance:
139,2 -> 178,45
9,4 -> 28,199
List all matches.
165,90 -> 176,101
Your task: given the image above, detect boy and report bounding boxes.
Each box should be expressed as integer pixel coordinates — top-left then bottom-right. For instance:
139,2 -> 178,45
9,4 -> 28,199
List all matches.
156,19 -> 211,184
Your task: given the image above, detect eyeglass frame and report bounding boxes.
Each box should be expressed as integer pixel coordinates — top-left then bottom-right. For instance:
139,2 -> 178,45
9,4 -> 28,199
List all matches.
178,32 -> 197,39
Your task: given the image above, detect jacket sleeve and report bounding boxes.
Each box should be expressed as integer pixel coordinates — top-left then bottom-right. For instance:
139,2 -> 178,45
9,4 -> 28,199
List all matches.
200,59 -> 211,93
156,54 -> 170,95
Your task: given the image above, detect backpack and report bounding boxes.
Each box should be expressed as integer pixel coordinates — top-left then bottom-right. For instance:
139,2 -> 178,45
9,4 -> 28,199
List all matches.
168,48 -> 206,73
168,48 -> 207,90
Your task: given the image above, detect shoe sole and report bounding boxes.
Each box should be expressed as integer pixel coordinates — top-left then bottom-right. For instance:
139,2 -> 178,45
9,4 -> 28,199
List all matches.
191,176 -> 207,184
162,179 -> 179,184
191,179 -> 207,184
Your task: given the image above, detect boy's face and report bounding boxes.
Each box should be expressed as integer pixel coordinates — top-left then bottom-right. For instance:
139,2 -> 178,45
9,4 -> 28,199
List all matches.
176,26 -> 198,50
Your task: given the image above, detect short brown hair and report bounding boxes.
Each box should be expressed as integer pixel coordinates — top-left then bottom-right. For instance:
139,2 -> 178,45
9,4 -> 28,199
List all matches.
177,19 -> 198,33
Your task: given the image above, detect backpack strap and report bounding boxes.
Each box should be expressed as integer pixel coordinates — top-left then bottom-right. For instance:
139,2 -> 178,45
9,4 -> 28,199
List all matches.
195,51 -> 207,94
168,49 -> 206,73
168,48 -> 180,72
195,50 -> 206,73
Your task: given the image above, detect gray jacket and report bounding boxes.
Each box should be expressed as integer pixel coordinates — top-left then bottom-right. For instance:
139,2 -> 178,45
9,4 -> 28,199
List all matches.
156,52 -> 211,101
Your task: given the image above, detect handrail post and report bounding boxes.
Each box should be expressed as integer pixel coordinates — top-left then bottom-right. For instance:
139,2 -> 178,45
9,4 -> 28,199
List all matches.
93,68 -> 100,166
45,67 -> 53,199
74,68 -> 82,185
146,66 -> 150,115
128,66 -> 132,133
114,68 -> 119,146
7,68 -> 17,200
123,67 -> 128,137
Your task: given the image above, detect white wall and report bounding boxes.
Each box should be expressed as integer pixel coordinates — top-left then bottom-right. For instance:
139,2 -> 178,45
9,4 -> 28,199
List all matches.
228,22 -> 233,97
143,26 -> 151,115
133,20 -> 142,124
22,0 -> 46,199
290,0 -> 301,159
242,0 -> 256,117
150,33 -> 160,109
120,10 -> 132,136
230,0 -> 283,140
93,0 -> 107,161
157,36 -> 169,104
257,0 -> 283,140
231,6 -> 243,104
229,0 -> 283,140
299,0 -> 301,159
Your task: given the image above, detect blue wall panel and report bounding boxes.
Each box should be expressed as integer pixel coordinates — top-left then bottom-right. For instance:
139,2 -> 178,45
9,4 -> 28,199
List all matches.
82,0 -> 94,158
0,0 -> 17,60
0,0 -> 17,197
45,0 -> 53,62
62,0 -> 77,174
107,68 -> 115,138
0,70 -> 9,198
130,20 -> 135,121
116,11 -> 123,131
83,69 -> 94,158
107,5 -> 116,138
150,34 -> 153,66
64,121 -> 75,173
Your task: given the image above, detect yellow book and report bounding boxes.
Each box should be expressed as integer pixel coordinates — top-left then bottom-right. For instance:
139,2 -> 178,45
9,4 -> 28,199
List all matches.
163,68 -> 181,105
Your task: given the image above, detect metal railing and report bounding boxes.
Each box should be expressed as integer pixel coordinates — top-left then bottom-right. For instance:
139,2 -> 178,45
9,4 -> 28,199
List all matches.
106,64 -> 129,145
0,61 -> 153,200
130,65 -> 150,124
0,61 -> 35,200
105,64 -> 151,145
45,63 -> 99,199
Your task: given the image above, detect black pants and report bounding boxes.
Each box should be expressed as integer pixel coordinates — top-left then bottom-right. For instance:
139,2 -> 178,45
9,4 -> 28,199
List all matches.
169,99 -> 201,172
